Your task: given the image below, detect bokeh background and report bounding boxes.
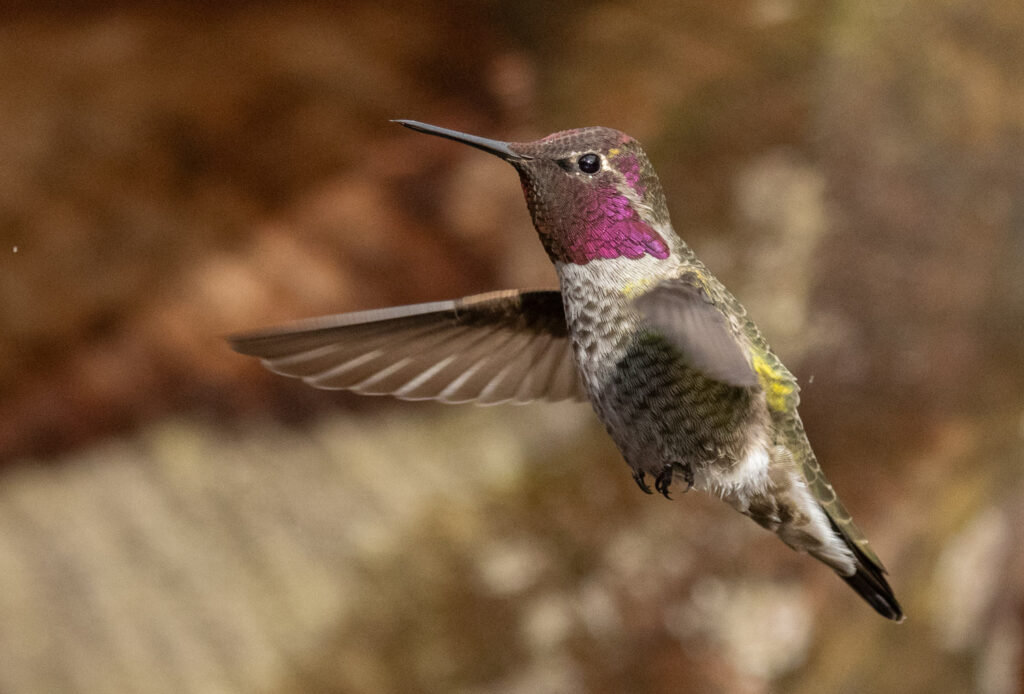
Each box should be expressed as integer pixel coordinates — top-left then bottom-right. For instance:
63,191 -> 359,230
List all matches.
2,1 -> 1023,692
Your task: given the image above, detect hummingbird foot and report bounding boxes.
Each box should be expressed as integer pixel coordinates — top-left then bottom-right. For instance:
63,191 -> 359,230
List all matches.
654,462 -> 694,499
681,464 -> 695,492
632,470 -> 654,494
655,464 -> 675,499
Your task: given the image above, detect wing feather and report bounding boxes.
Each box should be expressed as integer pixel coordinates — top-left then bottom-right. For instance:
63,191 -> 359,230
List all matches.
229,290 -> 587,404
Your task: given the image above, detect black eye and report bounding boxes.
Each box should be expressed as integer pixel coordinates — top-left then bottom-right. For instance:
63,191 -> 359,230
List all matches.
577,153 -> 601,174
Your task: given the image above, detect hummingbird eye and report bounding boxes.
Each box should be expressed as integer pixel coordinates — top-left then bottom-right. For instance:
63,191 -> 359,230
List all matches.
577,153 -> 601,174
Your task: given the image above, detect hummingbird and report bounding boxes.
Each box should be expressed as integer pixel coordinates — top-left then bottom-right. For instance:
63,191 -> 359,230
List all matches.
230,120 -> 903,621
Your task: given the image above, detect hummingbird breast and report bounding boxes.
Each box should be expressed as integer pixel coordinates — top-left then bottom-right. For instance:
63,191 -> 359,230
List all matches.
556,257 -> 770,487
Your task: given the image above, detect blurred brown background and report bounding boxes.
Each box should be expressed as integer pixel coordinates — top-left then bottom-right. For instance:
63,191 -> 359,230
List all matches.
2,2 -> 1023,693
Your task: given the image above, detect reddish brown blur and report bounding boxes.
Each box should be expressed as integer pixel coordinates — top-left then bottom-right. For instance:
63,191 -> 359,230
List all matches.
0,2 -> 1021,693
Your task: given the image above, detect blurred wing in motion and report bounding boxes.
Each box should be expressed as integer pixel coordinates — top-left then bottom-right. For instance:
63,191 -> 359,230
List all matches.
633,276 -> 759,388
229,290 -> 586,405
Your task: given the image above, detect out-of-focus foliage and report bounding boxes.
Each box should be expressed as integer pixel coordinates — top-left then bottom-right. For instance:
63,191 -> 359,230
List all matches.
0,1 -> 1022,693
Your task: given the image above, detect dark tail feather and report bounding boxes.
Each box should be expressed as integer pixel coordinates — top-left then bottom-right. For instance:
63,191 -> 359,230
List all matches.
826,517 -> 905,622
840,564 -> 904,622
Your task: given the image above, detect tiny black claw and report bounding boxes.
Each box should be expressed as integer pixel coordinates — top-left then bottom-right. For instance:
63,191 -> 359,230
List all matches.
681,465 -> 695,492
632,470 -> 653,494
654,463 -> 674,499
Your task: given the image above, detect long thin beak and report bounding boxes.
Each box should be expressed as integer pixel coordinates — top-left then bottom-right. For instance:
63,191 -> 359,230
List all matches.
393,120 -> 531,161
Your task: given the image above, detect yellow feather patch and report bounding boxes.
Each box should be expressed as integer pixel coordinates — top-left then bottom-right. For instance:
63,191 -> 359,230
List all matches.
690,268 -> 708,286
608,147 -> 621,158
620,278 -> 654,297
752,354 -> 794,411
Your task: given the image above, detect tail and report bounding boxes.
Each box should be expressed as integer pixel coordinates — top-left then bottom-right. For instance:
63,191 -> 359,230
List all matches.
728,467 -> 905,621
722,446 -> 904,621
828,517 -> 905,622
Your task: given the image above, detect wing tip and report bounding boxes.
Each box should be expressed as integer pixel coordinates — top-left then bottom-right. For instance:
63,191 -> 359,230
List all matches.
225,332 -> 255,355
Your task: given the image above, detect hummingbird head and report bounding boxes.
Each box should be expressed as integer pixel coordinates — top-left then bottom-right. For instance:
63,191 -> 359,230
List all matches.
396,121 -> 676,265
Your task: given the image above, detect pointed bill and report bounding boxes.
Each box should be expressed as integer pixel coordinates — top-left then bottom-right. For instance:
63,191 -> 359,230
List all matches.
393,120 -> 531,162
229,290 -> 586,405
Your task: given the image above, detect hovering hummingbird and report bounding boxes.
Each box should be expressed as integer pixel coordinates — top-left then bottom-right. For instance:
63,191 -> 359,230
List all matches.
230,120 -> 903,621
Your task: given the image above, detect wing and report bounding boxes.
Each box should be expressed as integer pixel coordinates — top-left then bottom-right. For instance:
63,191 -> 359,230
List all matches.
632,275 -> 759,387
228,289 -> 587,405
